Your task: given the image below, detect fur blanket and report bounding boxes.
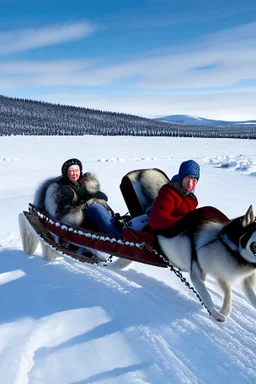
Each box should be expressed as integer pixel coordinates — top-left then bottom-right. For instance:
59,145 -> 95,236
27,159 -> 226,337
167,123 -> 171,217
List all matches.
33,172 -> 111,227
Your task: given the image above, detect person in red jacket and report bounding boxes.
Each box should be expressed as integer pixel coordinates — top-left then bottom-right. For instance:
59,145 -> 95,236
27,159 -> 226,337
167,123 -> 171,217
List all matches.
148,160 -> 200,232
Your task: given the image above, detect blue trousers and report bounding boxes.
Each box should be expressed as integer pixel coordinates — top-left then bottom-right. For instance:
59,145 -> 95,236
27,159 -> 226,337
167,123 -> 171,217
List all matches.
86,203 -> 122,238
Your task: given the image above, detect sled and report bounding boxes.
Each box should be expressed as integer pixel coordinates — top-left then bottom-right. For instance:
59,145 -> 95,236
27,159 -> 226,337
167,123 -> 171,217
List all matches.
19,168 -> 169,267
19,169 -> 210,315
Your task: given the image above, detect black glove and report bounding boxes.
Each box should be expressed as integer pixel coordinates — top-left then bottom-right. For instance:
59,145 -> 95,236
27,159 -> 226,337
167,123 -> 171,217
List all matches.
76,187 -> 88,198
114,218 -> 124,231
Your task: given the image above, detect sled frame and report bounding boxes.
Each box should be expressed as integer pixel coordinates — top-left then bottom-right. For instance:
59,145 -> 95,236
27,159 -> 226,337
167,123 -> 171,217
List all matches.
22,209 -> 101,264
21,204 -> 168,267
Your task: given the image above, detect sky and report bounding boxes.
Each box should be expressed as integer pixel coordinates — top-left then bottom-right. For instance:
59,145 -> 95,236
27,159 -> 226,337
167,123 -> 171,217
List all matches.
1,135 -> 256,383
1,0 -> 256,120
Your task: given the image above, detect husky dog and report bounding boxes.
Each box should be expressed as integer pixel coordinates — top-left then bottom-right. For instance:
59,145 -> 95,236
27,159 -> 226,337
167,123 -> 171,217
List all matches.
115,205 -> 256,322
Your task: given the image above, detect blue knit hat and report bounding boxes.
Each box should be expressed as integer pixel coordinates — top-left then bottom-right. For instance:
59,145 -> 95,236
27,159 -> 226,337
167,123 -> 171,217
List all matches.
178,160 -> 200,182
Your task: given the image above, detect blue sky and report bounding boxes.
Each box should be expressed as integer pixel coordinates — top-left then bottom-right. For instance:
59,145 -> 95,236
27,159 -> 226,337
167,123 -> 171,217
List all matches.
1,0 -> 256,120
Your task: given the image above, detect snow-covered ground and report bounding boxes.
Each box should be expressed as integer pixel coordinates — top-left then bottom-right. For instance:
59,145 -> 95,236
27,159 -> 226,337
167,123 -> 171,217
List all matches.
0,135 -> 256,384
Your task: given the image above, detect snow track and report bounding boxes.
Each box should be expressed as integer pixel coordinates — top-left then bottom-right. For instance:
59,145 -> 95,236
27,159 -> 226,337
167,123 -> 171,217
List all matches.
1,135 -> 256,383
1,244 -> 256,383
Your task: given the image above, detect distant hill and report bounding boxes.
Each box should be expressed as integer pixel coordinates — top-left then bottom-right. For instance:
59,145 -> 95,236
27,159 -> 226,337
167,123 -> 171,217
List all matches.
0,95 -> 256,138
156,114 -> 256,126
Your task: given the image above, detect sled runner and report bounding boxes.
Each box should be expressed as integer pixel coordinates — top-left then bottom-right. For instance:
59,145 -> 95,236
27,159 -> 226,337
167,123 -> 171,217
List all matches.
19,204 -> 168,266
19,168 -> 169,267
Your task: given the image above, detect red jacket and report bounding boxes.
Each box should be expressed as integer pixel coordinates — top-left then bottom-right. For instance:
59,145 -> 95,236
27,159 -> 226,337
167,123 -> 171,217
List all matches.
148,182 -> 198,232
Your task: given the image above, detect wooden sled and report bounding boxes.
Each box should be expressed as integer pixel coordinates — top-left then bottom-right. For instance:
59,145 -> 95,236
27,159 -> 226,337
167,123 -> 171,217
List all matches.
19,168 -> 169,267
19,204 -> 168,267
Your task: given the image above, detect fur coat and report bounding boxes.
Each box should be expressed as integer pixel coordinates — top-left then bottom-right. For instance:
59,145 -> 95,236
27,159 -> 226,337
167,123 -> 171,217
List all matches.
33,172 -> 110,227
148,181 -> 198,232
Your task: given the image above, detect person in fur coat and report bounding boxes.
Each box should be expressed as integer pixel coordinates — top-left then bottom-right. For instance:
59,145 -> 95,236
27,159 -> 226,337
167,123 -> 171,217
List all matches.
148,160 -> 200,232
33,158 -> 120,236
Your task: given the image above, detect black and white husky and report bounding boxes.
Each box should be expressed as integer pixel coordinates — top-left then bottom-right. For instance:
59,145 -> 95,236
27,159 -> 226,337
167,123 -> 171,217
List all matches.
114,205 -> 256,322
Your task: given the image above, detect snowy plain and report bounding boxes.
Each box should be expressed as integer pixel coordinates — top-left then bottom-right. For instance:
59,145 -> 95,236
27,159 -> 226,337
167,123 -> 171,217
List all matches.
0,135 -> 256,384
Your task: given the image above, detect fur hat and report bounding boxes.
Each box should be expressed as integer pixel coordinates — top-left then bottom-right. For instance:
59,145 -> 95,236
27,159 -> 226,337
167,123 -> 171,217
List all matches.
178,160 -> 200,181
61,158 -> 83,178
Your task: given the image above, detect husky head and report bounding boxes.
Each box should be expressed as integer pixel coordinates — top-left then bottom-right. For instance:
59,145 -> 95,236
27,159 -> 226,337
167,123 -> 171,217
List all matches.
222,205 -> 256,264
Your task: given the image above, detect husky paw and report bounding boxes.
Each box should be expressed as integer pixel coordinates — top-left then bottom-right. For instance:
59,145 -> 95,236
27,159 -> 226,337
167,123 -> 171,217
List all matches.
211,310 -> 226,322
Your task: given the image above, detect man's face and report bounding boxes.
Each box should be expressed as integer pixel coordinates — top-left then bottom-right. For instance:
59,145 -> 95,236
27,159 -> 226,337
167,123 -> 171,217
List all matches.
67,165 -> 80,182
181,175 -> 198,193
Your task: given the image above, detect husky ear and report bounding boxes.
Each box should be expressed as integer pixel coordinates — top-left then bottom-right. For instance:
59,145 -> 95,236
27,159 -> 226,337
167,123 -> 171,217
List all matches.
241,205 -> 255,227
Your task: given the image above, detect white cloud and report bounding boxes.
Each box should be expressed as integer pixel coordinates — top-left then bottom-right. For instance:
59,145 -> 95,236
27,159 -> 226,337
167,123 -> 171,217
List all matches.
0,22 -> 96,55
1,21 -> 256,90
42,91 -> 256,121
0,60 -> 94,74
1,20 -> 256,120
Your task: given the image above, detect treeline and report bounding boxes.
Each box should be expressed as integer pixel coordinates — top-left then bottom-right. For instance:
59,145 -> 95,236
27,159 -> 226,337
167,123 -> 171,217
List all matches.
0,95 -> 255,138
